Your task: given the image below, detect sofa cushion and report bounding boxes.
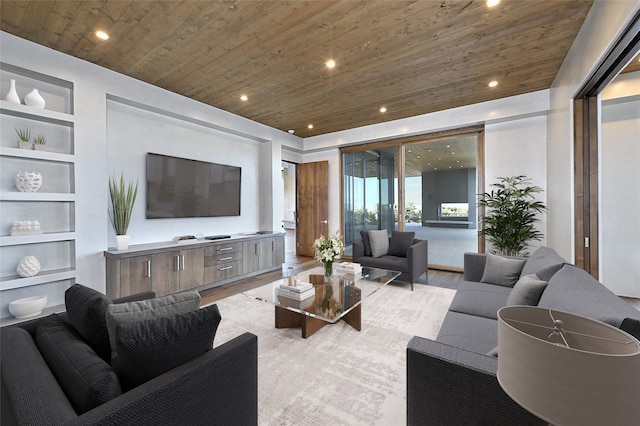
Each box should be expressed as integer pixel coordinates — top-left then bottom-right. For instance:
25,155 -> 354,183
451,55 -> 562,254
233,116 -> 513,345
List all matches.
360,230 -> 372,257
506,274 -> 548,306
521,246 -> 567,281
357,254 -> 410,272
436,311 -> 498,354
449,289 -> 509,320
368,230 -> 389,258
0,326 -> 76,425
106,291 -> 201,368
115,304 -> 222,390
65,283 -> 112,362
35,314 -> 122,414
538,264 -> 640,327
480,254 -> 526,287
388,231 -> 415,257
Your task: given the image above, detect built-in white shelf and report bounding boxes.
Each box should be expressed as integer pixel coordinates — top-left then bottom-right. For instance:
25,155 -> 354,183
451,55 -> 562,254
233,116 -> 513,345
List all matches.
0,147 -> 75,163
0,232 -> 76,246
0,100 -> 74,124
0,192 -> 75,202
0,303 -> 66,326
0,268 -> 76,291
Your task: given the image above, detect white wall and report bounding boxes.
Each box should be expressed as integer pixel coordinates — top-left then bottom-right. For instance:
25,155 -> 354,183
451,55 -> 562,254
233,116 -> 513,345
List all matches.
547,0 -> 640,262
0,32 -> 300,310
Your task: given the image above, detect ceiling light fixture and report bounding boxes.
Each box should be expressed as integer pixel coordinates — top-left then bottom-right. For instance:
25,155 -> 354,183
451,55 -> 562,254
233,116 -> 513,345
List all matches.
487,0 -> 500,7
380,107 -> 387,113
489,80 -> 498,88
326,60 -> 336,69
308,124 -> 313,129
288,130 -> 295,134
240,94 -> 248,101
96,31 -> 110,40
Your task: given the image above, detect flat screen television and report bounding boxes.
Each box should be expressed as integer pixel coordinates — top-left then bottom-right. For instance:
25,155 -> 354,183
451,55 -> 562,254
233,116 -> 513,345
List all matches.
146,153 -> 241,218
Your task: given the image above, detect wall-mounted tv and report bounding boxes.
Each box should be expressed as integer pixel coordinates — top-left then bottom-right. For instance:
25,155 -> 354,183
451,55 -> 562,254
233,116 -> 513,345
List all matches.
146,153 -> 241,219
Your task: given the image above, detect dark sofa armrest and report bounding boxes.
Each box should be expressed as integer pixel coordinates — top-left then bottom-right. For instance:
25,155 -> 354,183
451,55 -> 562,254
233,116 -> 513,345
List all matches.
463,252 -> 488,282
407,336 -> 542,426
407,239 -> 428,282
353,239 -> 365,262
68,332 -> 258,426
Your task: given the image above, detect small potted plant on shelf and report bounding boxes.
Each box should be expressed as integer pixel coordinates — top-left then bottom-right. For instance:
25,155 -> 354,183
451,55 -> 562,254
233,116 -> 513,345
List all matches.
478,175 -> 547,256
108,172 -> 138,250
15,128 -> 32,150
33,134 -> 47,151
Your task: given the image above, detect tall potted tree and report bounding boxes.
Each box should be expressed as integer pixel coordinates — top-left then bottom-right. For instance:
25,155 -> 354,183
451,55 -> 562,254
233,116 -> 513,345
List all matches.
109,173 -> 138,250
478,175 -> 546,256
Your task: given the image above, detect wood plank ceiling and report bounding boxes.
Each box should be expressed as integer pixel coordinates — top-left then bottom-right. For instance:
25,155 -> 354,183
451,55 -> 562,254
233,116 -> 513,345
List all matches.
0,0 -> 594,138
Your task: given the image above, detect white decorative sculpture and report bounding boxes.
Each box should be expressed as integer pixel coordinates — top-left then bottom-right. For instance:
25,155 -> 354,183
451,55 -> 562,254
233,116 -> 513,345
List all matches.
11,220 -> 43,236
14,171 -> 42,192
5,79 -> 21,104
16,256 -> 41,278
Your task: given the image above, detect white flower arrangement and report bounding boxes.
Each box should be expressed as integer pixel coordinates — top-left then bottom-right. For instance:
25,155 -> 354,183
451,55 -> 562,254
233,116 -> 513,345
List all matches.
313,233 -> 344,263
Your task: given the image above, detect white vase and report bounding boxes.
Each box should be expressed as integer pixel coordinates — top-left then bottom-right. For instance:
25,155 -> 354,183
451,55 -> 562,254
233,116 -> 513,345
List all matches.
24,89 -> 45,109
116,235 -> 130,250
5,79 -> 21,104
16,256 -> 41,278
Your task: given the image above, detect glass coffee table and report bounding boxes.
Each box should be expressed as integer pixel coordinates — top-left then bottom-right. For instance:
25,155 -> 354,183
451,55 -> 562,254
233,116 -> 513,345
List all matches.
243,265 -> 400,338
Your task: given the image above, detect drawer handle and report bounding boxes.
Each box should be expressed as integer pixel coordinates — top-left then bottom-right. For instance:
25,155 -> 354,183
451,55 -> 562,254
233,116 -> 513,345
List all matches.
219,266 -> 233,271
219,256 -> 233,262
218,247 -> 233,252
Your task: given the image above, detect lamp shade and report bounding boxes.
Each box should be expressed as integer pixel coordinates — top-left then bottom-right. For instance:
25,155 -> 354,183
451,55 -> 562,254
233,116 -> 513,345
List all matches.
497,306 -> 640,426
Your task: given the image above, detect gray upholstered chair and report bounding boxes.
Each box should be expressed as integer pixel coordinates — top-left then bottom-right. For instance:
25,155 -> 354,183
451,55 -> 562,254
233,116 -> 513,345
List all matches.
352,230 -> 428,290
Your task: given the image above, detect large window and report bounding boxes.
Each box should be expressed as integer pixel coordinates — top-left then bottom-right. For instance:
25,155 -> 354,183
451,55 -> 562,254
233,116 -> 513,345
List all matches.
342,128 -> 484,270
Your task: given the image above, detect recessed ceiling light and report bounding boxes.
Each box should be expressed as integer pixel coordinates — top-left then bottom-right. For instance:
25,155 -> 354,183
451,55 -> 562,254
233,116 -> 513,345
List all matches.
96,31 -> 109,40
408,149 -> 412,153
288,129 -> 295,134
487,0 -> 500,7
417,155 -> 420,159
326,60 -> 336,69
451,152 -> 455,155
307,124 -> 314,129
379,107 -> 387,113
240,94 -> 248,101
489,80 -> 498,88
446,145 -> 450,148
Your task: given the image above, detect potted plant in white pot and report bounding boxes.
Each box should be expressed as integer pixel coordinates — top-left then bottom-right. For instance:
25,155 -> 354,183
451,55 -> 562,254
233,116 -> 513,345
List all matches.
478,175 -> 547,256
109,173 -> 138,250
15,128 -> 32,150
33,134 -> 47,151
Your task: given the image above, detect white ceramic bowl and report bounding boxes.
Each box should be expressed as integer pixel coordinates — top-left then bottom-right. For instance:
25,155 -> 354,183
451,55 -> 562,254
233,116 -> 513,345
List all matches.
8,295 -> 47,319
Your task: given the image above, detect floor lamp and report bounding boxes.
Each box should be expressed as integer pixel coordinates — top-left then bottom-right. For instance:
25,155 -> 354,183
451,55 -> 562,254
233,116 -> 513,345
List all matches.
497,306 -> 640,426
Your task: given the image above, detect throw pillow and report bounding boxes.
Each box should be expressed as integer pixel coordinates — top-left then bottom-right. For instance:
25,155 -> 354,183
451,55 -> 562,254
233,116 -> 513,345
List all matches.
360,230 -> 372,257
521,246 -> 567,282
388,231 -> 415,257
106,291 -> 201,368
506,274 -> 548,306
65,283 -> 112,362
368,230 -> 389,258
35,314 -> 122,414
480,253 -> 526,287
115,304 -> 221,390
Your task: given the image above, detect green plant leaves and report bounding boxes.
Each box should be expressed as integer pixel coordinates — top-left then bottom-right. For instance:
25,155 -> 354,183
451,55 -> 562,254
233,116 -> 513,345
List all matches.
478,175 -> 546,256
109,173 -> 138,235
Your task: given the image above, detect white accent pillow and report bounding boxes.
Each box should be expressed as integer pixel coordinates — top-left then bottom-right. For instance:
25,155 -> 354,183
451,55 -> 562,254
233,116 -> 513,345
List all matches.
368,230 -> 389,258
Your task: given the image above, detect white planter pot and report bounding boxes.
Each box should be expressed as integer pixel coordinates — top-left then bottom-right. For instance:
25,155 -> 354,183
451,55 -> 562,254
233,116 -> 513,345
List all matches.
116,235 -> 130,250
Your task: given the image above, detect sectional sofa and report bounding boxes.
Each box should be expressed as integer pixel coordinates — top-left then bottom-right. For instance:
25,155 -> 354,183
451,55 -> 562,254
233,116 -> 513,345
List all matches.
407,247 -> 640,425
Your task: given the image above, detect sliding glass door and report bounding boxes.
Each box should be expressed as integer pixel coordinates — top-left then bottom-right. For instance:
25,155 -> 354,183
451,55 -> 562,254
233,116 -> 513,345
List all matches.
342,128 -> 483,270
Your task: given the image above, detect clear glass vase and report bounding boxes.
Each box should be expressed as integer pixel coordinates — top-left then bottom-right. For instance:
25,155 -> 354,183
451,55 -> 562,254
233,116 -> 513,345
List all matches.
323,261 -> 333,282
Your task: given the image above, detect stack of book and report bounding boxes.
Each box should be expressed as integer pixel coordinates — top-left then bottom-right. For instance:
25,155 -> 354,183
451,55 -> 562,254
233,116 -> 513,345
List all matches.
277,281 -> 315,309
334,262 -> 363,278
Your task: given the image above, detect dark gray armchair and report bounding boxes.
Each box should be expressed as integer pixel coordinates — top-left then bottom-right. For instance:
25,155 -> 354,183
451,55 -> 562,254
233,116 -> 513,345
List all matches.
352,232 -> 428,290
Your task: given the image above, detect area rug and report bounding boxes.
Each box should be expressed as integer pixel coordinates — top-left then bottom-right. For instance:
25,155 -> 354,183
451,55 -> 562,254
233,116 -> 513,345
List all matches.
211,280 -> 456,425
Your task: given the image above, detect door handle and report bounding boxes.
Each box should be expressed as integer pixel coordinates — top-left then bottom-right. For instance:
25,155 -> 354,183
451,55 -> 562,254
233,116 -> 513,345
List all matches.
145,260 -> 151,278
321,220 -> 328,224
180,255 -> 185,271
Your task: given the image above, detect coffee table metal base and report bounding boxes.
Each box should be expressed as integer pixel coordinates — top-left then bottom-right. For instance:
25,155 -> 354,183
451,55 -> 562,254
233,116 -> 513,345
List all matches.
275,305 -> 362,338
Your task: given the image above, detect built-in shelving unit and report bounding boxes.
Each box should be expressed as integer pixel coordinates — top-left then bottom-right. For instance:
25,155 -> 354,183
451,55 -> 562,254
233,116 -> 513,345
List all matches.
0,62 -> 76,312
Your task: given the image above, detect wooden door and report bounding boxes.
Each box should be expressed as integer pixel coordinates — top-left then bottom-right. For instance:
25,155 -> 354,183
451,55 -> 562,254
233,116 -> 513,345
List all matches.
297,161 -> 329,256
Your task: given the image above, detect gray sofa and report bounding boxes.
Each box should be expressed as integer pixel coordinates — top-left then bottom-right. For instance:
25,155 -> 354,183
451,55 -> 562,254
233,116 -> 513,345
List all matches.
353,230 -> 428,290
1,285 -> 258,426
407,247 -> 640,425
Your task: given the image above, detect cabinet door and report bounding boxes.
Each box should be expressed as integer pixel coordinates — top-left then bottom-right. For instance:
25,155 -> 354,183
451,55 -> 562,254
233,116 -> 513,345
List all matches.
151,252 -> 180,296
273,235 -> 285,267
119,255 -> 153,297
242,241 -> 262,274
179,247 -> 204,291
